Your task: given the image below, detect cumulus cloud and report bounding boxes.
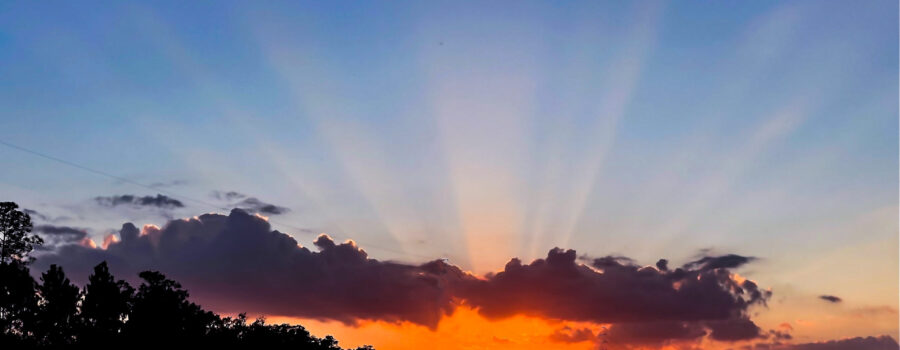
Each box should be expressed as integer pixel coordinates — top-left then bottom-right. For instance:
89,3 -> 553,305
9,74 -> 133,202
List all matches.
94,194 -> 184,209
32,210 -> 888,348
819,295 -> 842,303
457,248 -> 769,345
34,209 -> 461,328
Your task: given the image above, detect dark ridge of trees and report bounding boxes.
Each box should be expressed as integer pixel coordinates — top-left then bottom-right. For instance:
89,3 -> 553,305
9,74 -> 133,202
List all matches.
0,201 -> 375,349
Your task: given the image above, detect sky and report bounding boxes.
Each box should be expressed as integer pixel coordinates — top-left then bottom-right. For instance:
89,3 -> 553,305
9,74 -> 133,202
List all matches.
0,1 -> 897,349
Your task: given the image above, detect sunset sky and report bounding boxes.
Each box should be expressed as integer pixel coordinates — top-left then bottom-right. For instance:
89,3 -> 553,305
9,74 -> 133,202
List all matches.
0,1 -> 897,349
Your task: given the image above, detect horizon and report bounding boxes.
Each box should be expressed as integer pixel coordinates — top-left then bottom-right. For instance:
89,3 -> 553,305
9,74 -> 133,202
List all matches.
1,1 -> 897,349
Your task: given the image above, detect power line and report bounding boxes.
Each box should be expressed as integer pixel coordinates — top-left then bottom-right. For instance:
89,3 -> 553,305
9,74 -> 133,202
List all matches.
0,139 -> 433,261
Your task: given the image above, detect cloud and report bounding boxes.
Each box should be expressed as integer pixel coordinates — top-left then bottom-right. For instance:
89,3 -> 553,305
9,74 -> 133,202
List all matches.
211,191 -> 247,201
211,191 -> 289,215
33,225 -> 88,241
24,208 -> 52,221
235,197 -> 289,215
549,326 -> 596,343
32,224 -> 89,251
34,209 -> 462,328
656,258 -> 669,271
33,209 -> 878,348
705,316 -> 762,341
457,248 -> 768,344
766,329 -> 792,341
777,335 -> 899,350
683,254 -> 757,270
818,295 -> 842,303
606,321 -> 707,346
94,194 -> 184,209
23,208 -> 69,223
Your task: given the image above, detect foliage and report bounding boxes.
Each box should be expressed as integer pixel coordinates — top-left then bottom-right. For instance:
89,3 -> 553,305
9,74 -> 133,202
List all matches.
0,202 -> 374,349
0,202 -> 43,264
0,261 -> 376,349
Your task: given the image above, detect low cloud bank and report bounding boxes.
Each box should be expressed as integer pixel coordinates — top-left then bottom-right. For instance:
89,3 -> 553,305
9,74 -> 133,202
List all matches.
33,210 -> 894,348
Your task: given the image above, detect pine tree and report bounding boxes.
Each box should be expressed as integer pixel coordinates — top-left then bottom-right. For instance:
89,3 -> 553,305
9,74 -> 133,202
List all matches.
35,265 -> 80,345
79,261 -> 133,344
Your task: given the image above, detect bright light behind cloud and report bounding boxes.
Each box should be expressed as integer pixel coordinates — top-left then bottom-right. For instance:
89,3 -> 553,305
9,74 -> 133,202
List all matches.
0,0 -> 895,347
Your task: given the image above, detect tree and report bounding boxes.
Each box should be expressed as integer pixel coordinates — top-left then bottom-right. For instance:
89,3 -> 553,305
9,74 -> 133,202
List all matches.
0,202 -> 43,264
35,265 -> 80,345
0,203 -> 376,350
0,262 -> 38,346
0,203 -> 43,346
0,262 -> 375,348
126,270 -> 216,344
80,261 -> 133,344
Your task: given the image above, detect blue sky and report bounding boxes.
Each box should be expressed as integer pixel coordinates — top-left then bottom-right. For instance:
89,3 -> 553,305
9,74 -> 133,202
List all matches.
0,0 -> 897,340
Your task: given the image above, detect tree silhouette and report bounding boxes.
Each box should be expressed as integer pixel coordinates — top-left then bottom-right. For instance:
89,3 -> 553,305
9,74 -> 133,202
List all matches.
0,202 -> 375,349
79,261 -> 133,344
0,261 -> 39,346
0,203 -> 42,346
0,202 -> 42,264
35,265 -> 80,346
125,270 -> 217,344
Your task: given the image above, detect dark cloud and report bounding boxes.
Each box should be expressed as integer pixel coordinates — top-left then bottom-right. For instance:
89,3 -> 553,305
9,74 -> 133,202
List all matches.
34,210 -> 777,345
819,295 -> 842,303
459,248 -> 768,329
705,316 -> 761,341
765,329 -> 792,341
453,248 -> 772,346
235,197 -> 289,215
684,254 -> 756,270
606,321 -> 707,346
656,258 -> 669,271
549,326 -> 595,343
33,225 -> 88,241
588,255 -> 635,268
32,225 -> 89,251
780,335 -> 898,350
34,209 -> 462,328
95,194 -> 184,209
211,191 -> 289,215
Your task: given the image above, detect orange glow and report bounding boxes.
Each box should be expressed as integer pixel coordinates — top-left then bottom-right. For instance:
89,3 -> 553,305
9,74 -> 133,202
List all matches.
78,237 -> 97,249
101,234 -> 119,249
265,307 -> 600,350
140,224 -> 160,236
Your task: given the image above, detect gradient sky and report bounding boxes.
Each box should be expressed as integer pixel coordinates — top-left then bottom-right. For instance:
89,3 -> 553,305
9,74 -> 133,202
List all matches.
0,1 -> 897,349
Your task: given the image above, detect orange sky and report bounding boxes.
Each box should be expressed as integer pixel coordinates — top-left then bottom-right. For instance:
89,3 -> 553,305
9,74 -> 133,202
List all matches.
259,302 -> 899,350
269,307 -> 601,350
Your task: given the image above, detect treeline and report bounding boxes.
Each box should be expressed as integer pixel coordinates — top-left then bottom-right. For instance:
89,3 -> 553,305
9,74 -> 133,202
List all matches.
0,202 -> 374,349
